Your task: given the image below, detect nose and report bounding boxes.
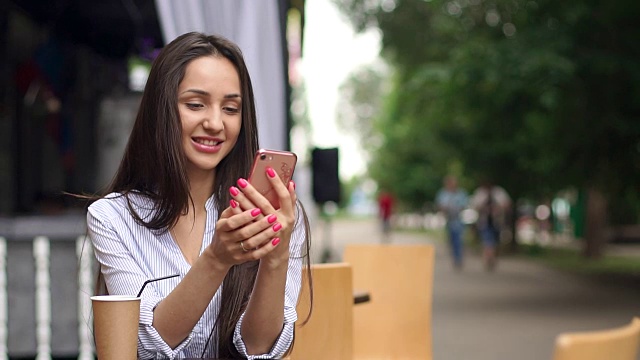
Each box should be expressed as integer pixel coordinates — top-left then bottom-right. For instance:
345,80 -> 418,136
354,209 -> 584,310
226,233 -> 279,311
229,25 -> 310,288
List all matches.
203,108 -> 224,132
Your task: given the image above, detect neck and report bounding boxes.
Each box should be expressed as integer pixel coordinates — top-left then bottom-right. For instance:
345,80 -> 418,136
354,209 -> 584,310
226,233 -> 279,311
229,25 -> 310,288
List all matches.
187,169 -> 216,211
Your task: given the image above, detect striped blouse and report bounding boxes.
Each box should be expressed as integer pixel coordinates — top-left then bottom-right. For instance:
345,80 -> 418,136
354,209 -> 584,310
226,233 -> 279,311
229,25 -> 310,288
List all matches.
87,192 -> 306,359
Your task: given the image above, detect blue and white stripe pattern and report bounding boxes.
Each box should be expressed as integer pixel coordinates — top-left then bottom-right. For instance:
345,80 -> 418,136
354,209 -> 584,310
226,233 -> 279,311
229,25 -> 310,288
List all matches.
87,192 -> 305,359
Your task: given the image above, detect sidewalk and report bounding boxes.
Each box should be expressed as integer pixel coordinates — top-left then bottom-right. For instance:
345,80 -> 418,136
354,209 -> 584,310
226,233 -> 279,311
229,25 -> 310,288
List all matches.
311,217 -> 640,360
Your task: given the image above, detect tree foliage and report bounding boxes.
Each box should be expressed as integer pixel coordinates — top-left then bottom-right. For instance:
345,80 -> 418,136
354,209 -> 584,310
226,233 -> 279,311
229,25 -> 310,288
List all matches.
333,0 -> 640,222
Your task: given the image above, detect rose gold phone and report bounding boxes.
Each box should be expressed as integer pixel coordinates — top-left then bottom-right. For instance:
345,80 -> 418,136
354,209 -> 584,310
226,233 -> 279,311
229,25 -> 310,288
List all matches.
248,149 -> 297,207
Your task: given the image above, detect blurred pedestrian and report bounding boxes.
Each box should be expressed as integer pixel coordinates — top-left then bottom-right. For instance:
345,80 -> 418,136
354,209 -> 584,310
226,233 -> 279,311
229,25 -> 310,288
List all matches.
470,180 -> 512,271
436,175 -> 469,270
378,190 -> 395,242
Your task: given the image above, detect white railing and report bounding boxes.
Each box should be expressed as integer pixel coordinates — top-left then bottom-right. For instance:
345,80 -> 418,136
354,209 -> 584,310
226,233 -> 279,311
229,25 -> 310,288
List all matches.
34,236 -> 51,360
0,234 -> 94,359
77,236 -> 94,360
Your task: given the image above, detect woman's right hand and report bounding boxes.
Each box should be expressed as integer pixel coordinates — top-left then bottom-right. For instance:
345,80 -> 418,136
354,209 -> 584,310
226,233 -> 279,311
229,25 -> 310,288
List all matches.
205,203 -> 281,268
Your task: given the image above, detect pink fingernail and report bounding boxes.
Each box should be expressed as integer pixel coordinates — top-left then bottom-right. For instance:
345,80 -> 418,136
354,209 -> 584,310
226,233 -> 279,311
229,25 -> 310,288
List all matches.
237,178 -> 248,188
266,167 -> 276,178
272,238 -> 280,246
230,200 -> 237,208
267,214 -> 277,223
272,223 -> 282,232
290,181 -> 296,190
230,187 -> 239,196
251,208 -> 262,217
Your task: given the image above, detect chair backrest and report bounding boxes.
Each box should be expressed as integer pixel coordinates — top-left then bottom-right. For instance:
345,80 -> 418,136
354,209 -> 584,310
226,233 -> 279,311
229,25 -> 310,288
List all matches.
288,262 -> 353,360
343,244 -> 435,360
552,318 -> 640,360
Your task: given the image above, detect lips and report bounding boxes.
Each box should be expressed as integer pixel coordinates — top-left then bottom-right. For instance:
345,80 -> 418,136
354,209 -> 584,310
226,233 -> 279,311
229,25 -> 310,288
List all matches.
193,137 -> 221,146
191,137 -> 223,153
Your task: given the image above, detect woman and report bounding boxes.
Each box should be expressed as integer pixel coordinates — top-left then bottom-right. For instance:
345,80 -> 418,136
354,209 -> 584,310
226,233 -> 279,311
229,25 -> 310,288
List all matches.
87,32 -> 311,359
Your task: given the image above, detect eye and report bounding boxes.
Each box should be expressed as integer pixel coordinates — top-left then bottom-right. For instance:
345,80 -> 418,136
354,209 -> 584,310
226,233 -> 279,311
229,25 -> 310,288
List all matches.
186,103 -> 204,110
223,106 -> 240,114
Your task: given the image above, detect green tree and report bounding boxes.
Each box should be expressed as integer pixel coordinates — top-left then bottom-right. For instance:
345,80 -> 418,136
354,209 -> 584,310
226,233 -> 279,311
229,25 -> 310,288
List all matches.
333,0 -> 640,257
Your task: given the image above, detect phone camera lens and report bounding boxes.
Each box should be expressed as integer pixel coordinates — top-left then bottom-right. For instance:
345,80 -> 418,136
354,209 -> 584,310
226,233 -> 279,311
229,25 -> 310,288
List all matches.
260,154 -> 266,160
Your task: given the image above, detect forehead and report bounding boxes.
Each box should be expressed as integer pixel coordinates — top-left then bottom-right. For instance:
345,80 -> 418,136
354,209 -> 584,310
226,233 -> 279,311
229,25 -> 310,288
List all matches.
179,55 -> 240,91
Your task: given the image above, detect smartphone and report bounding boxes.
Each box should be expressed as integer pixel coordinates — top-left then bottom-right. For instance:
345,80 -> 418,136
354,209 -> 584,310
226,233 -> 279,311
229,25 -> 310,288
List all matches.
248,149 -> 297,206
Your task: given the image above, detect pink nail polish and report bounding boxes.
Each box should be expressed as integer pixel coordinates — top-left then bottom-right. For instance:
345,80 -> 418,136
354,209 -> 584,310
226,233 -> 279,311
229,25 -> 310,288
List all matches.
290,181 -> 296,190
272,238 -> 280,246
230,187 -> 239,196
230,200 -> 237,208
267,214 -> 277,223
251,208 -> 262,217
266,167 -> 276,178
237,178 -> 248,188
272,223 -> 282,232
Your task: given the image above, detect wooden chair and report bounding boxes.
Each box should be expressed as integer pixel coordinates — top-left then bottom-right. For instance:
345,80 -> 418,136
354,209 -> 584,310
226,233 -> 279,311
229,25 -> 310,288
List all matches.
288,262 -> 354,360
552,317 -> 640,360
343,244 -> 435,360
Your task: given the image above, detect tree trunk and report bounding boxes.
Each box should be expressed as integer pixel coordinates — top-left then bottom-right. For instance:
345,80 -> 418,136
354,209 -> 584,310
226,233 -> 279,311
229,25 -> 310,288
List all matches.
583,187 -> 608,259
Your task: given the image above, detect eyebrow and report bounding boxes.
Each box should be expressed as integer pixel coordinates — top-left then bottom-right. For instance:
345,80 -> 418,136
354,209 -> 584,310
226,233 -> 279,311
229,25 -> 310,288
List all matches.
180,89 -> 241,99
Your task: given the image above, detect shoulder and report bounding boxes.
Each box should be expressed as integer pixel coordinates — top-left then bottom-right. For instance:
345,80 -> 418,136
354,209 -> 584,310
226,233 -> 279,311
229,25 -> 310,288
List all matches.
88,192 -> 156,224
472,187 -> 487,198
88,193 -> 125,220
470,189 -> 486,204
492,187 -> 511,202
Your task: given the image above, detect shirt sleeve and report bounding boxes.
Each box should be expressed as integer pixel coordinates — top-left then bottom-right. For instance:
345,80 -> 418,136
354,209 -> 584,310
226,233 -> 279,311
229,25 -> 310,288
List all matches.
231,206 -> 306,359
87,205 -> 195,360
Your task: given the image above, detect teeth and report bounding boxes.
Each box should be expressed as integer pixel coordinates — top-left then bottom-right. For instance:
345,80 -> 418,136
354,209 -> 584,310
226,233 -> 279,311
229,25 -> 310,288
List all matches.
195,139 -> 220,146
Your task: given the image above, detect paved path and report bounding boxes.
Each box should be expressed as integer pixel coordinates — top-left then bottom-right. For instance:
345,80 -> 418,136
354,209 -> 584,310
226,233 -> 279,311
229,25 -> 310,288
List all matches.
310,217 -> 640,360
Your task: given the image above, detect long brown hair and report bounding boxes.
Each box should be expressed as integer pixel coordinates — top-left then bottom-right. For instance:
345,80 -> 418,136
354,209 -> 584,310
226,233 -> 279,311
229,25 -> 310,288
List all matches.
95,32 -> 311,357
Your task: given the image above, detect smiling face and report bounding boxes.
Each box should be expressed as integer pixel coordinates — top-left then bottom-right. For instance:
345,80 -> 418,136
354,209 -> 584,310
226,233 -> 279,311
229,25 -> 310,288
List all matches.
178,55 -> 242,181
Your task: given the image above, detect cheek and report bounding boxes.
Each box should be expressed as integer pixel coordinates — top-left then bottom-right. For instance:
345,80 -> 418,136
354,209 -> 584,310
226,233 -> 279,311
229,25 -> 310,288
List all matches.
225,119 -> 243,141
179,110 -> 188,132
180,113 -> 198,135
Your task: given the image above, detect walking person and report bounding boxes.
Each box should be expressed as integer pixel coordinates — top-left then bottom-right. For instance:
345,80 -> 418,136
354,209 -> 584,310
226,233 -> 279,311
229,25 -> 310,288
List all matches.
378,190 -> 395,243
470,180 -> 512,271
436,175 -> 468,270
85,32 -> 311,359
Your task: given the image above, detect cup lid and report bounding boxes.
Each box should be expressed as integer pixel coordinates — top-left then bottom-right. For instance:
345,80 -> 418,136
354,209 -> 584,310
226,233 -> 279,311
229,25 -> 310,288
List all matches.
90,295 -> 141,301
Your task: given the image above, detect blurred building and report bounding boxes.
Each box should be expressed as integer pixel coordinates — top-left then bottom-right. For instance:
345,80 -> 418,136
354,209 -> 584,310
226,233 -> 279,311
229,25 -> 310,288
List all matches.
1,0 -> 163,215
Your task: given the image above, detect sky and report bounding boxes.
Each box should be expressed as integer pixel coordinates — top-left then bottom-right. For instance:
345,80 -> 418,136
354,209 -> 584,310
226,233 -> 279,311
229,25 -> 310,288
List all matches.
300,0 -> 381,179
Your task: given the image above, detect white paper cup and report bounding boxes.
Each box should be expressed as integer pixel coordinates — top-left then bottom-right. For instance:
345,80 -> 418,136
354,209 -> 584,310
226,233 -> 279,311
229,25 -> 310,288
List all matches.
91,295 -> 141,360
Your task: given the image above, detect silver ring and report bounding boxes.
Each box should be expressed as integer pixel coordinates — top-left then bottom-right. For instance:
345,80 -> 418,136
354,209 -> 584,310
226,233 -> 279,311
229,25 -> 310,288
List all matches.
240,241 -> 249,252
